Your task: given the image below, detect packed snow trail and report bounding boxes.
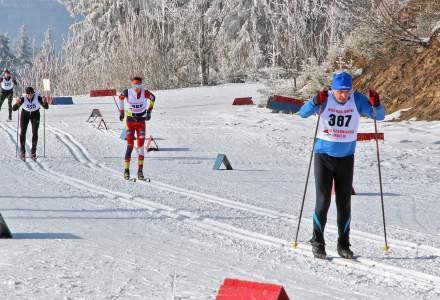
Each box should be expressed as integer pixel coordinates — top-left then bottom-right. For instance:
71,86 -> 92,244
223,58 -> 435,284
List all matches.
2,123 -> 440,292
47,124 -> 440,256
42,127 -> 440,269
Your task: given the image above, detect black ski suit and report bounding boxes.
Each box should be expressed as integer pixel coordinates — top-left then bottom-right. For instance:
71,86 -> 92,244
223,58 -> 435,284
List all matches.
311,153 -> 354,248
12,94 -> 49,155
0,76 -> 18,119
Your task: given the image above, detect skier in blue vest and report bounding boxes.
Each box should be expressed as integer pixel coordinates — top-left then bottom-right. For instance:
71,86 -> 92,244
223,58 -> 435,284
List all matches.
299,71 -> 385,259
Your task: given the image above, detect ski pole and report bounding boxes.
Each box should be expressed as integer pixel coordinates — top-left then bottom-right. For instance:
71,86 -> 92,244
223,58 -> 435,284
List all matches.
112,95 -> 120,113
107,82 -> 119,113
373,108 -> 389,251
16,108 -> 20,158
42,79 -> 51,159
292,106 -> 322,248
43,106 -> 46,158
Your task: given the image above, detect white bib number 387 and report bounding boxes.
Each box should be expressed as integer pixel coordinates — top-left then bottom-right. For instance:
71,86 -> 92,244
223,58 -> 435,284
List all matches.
316,92 -> 360,143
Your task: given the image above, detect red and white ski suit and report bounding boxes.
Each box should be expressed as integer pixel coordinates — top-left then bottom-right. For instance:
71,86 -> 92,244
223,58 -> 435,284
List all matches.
119,88 -> 155,170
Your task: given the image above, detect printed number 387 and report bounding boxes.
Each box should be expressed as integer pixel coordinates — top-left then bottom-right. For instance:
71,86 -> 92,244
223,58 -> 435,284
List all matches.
328,114 -> 351,127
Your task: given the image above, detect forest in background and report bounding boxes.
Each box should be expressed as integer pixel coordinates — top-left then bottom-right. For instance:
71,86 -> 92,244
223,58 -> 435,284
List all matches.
0,0 -> 439,118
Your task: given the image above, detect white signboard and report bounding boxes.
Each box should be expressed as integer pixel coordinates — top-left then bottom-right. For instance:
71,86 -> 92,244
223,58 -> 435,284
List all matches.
43,79 -> 51,92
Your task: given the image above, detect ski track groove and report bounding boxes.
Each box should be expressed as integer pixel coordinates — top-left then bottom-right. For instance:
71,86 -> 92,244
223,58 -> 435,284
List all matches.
0,124 -> 422,289
48,125 -> 440,256
2,123 -> 439,292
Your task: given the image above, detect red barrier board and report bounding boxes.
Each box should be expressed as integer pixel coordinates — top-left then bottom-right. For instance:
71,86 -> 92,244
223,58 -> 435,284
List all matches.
273,95 -> 304,106
216,279 -> 290,300
233,97 -> 254,105
90,89 -> 117,97
357,132 -> 384,141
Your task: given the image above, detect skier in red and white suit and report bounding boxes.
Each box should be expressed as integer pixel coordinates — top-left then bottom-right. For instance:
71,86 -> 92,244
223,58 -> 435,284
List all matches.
119,77 -> 155,180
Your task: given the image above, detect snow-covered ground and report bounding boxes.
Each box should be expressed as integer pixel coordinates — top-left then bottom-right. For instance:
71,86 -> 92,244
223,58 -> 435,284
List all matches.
1,83 -> 439,299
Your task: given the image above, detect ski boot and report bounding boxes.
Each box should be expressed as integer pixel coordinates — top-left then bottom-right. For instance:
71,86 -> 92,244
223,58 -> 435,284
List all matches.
19,151 -> 26,161
8,114 -> 12,121
137,169 -> 144,181
337,244 -> 354,259
124,169 -> 130,180
312,243 -> 326,259
30,153 -> 37,161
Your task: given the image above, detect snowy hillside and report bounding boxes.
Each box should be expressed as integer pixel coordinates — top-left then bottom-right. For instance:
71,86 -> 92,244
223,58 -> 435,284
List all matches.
0,83 -> 440,299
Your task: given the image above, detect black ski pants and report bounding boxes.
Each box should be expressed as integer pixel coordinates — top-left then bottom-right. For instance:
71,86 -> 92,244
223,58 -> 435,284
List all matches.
311,153 -> 354,248
0,89 -> 13,118
20,110 -> 41,155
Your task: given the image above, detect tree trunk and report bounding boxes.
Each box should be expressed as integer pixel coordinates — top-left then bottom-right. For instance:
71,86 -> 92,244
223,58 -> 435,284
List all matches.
198,3 -> 208,86
200,55 -> 209,86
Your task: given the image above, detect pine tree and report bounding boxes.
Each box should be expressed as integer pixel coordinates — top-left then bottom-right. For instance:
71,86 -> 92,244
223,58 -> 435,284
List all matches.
37,28 -> 58,81
0,33 -> 16,72
40,28 -> 55,60
15,25 -> 33,67
27,27 -> 60,92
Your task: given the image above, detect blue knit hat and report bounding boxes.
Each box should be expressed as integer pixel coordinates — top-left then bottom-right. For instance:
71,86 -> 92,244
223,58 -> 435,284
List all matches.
331,71 -> 352,90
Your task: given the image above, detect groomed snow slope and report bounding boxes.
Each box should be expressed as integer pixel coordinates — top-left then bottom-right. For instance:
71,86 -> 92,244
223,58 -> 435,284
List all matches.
0,83 -> 439,299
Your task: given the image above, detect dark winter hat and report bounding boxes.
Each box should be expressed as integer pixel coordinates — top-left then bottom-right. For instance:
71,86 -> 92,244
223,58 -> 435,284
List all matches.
331,71 -> 352,90
25,87 -> 35,94
131,76 -> 142,84
4,70 -> 10,74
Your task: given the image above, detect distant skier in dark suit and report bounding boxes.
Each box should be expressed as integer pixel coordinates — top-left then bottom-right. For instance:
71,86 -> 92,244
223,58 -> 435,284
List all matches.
0,70 -> 18,121
12,86 -> 49,161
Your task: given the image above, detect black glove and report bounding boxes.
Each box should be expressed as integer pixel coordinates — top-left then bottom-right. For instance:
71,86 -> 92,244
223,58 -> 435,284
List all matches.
145,111 -> 151,121
119,113 -> 124,121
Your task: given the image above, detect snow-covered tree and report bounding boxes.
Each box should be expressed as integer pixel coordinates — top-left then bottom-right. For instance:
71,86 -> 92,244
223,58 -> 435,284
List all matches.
16,28 -> 61,94
216,0 -> 268,82
171,0 -> 232,85
14,25 -> 33,68
0,33 -> 16,72
58,0 -> 149,93
53,0 -> 374,94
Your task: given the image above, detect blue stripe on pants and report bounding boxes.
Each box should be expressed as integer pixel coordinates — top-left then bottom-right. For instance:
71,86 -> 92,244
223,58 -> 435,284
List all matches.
313,212 -> 323,233
344,216 -> 351,234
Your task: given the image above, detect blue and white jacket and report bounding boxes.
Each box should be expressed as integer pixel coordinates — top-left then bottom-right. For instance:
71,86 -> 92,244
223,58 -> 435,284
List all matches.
299,91 -> 385,157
